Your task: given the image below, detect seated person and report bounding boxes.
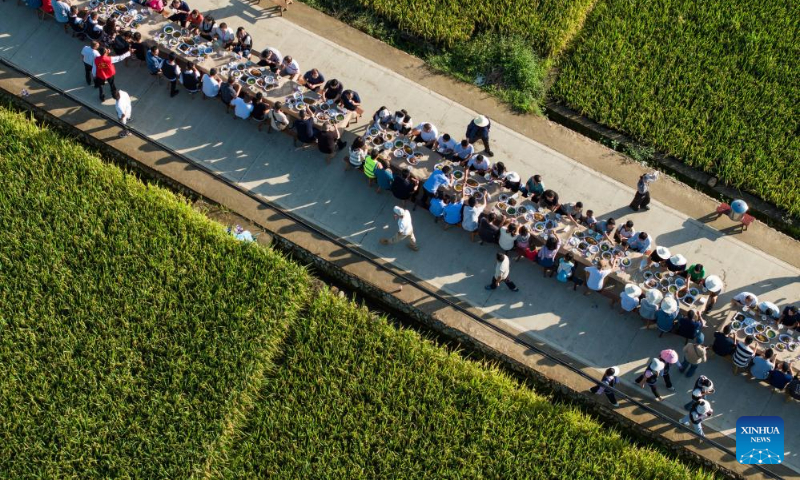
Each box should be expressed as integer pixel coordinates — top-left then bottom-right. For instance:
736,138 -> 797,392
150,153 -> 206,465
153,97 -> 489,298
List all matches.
556,201 -> 583,224
372,106 -> 392,129
462,193 -> 487,239
201,68 -> 221,98
232,95 -> 253,120
340,89 -> 361,112
391,168 -> 419,205
52,0 -> 71,32
167,0 -> 191,27
112,31 -> 132,57
420,165 -> 453,207
466,154 -> 491,174
317,124 -> 347,163
626,231 -> 651,253
219,76 -> 241,107
452,139 -> 474,162
676,311 -> 704,342
251,93 -> 270,131
750,349 -> 775,380
212,22 -> 234,48
442,194 -> 465,228
433,133 -> 457,157
258,47 -> 282,70
180,61 -> 201,93
186,10 -> 203,34
712,324 -> 736,356
267,101 -> 289,133
779,305 -> 799,329
302,68 -> 325,92
428,190 -> 448,221
85,12 -> 103,40
68,7 -> 86,37
374,158 -> 394,192
649,245 -> 670,266
538,189 -> 560,211
345,137 -> 367,170
767,362 -> 794,390
280,56 -> 300,79
556,252 -> 583,290
321,79 -> 344,102
666,254 -> 687,273
146,45 -> 164,76
232,27 -> 252,56
581,209 -> 597,228
131,32 -> 147,63
392,113 -> 413,136
522,174 -> 545,200
199,14 -> 215,38
731,292 -> 759,309
292,109 -> 316,146
477,212 -> 501,245
502,171 -> 521,193
410,122 -> 438,148
613,220 -> 635,244
593,217 -> 616,242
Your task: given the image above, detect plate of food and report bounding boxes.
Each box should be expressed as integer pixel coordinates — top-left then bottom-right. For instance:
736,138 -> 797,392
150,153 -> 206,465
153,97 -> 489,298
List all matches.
172,31 -> 182,39
114,1 -> 126,9
755,324 -> 766,333
754,333 -> 769,343
178,43 -> 190,52
168,39 -> 179,47
394,140 -> 404,149
577,241 -> 589,252
766,329 -> 778,340
733,312 -> 746,322
567,236 -> 579,247
245,77 -> 256,86
534,222 -> 546,232
775,343 -> 786,352
164,25 -> 175,34
524,212 -> 535,223
621,258 -> 632,267
585,237 -> 598,246
383,141 -> 393,149
601,251 -> 612,260
316,112 -> 330,122
335,114 -> 345,122
683,296 -> 695,305
533,212 -> 546,222
474,192 -> 484,201
788,342 -> 798,352
89,0 -> 100,7
588,245 -> 600,254
645,278 -> 658,289
453,170 -> 465,180
498,193 -> 509,203
407,156 -> 419,166
744,325 -> 756,336
516,206 -> 527,216
506,206 -> 517,216
731,320 -> 743,330
779,334 -> 794,343
454,184 -> 464,192
689,288 -> 700,297
372,136 -> 384,146
599,242 -> 612,253
643,271 -> 654,280
393,149 -> 405,158
466,178 -> 479,188
668,285 -> 678,294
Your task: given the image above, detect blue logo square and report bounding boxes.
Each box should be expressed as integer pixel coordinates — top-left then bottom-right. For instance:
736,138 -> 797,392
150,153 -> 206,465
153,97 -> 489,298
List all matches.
737,416 -> 784,464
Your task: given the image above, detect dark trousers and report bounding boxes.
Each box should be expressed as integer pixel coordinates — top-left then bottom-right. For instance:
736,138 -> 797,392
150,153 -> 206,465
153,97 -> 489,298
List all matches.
590,385 -> 617,404
83,62 -> 93,85
634,375 -> 661,398
168,12 -> 188,27
94,76 -> 117,100
469,135 -> 491,154
419,188 -> 435,208
630,191 -> 650,210
166,77 -> 178,96
489,276 -> 517,290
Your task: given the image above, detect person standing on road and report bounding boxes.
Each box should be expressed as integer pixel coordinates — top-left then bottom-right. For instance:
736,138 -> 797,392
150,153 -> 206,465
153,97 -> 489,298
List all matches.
466,115 -> 494,157
114,90 -> 132,138
80,41 -> 100,86
635,357 -> 666,401
630,171 -> 659,212
684,375 -> 715,410
93,47 -> 130,102
590,366 -> 621,407
162,52 -> 182,98
678,333 -> 707,378
680,399 -> 713,437
485,253 -> 519,292
380,206 -> 418,251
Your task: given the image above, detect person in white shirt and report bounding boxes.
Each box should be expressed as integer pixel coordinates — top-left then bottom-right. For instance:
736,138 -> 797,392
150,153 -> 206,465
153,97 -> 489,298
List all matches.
232,96 -> 253,120
212,22 -> 235,48
618,284 -> 642,313
114,90 -> 132,137
80,41 -> 100,86
626,232 -> 652,253
584,258 -> 618,296
731,292 -> 758,309
379,206 -> 418,251
433,133 -> 457,157
410,122 -> 438,147
280,55 -> 300,80
466,154 -> 491,174
201,68 -> 221,99
461,193 -> 487,239
267,101 -> 289,133
486,253 -> 519,291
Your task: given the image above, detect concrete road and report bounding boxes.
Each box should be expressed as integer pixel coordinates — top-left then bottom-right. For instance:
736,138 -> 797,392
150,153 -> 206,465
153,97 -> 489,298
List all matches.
1,0 -> 798,471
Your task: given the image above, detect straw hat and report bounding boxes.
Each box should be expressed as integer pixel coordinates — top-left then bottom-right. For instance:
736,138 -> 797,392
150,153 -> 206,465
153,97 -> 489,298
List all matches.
660,296 -> 678,314
704,275 -> 723,293
649,358 -> 664,372
646,289 -> 663,304
505,171 -> 520,183
473,115 -> 490,127
695,400 -> 710,415
669,254 -> 687,266
655,246 -> 670,260
624,284 -> 642,297
660,349 -> 679,364
610,366 -> 620,377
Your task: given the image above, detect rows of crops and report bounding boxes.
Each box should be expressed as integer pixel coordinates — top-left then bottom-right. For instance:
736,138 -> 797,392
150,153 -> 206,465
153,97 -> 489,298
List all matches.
0,107 -> 717,478
549,0 -> 800,216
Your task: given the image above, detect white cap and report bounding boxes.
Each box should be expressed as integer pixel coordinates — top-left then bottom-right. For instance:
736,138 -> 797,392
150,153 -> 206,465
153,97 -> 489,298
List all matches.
661,296 -> 678,314
649,358 -> 664,372
696,400 -> 710,414
669,254 -> 687,266
610,366 -> 620,377
704,275 -> 723,293
473,115 -> 490,127
505,171 -> 520,183
646,289 -> 663,304
655,246 -> 671,260
692,388 -> 703,398
624,284 -> 642,297
393,206 -> 404,216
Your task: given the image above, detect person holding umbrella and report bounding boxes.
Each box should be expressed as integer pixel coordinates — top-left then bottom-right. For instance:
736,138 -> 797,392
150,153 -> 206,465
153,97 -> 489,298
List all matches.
590,366 -> 621,407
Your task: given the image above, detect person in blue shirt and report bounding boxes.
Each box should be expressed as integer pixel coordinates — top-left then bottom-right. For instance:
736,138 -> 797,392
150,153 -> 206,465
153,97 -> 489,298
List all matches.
676,311 -> 704,344
466,114 -> 493,156
146,45 -> 164,76
340,90 -> 361,112
52,0 -> 71,31
374,158 -> 394,193
767,362 -> 794,390
418,165 -> 452,209
428,191 -> 447,222
442,194 -> 465,228
292,110 -> 316,147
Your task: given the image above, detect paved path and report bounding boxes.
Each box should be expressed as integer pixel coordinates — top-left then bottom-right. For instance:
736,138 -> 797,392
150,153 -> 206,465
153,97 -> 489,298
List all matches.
2,1 -> 799,471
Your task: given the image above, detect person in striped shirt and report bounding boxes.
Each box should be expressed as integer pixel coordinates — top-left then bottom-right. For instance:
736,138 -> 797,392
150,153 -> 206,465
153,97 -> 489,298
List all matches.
732,335 -> 757,374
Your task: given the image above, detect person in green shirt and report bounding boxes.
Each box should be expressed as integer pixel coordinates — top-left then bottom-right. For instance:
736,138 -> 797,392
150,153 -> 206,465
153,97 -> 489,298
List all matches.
679,264 -> 705,296
363,148 -> 379,187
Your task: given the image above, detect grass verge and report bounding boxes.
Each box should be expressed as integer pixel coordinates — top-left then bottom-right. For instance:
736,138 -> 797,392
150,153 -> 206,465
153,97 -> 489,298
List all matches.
552,0 -> 800,217
0,107 -> 310,478
220,290 -> 718,479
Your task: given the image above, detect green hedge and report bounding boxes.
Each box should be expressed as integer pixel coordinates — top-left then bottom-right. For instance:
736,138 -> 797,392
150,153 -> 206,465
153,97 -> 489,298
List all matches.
0,108 -> 310,478
553,0 -> 800,217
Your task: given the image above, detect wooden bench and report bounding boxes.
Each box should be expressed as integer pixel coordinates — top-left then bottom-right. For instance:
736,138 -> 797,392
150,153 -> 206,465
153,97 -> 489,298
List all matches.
715,203 -> 755,231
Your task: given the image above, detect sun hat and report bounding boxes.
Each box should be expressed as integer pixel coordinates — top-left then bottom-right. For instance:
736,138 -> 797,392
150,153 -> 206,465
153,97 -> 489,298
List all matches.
695,400 -> 710,414
704,275 -> 723,293
610,366 -> 620,377
660,349 -> 679,364
649,358 -> 665,372
660,296 -> 678,314
646,289 -> 663,304
393,206 -> 404,215
655,246 -> 670,260
505,171 -> 520,183
669,254 -> 687,266
624,284 -> 642,297
473,115 -> 490,127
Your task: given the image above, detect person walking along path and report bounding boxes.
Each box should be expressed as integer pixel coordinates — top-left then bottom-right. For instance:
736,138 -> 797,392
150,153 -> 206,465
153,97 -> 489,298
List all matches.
380,206 -> 419,251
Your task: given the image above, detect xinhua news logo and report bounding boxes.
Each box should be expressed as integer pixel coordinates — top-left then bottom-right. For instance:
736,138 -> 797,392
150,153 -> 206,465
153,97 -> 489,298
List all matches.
736,416 -> 784,465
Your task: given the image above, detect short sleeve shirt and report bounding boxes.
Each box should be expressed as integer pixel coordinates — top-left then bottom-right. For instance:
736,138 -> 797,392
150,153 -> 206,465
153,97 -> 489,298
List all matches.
461,205 -> 484,232
443,201 -> 464,225
586,267 -> 611,291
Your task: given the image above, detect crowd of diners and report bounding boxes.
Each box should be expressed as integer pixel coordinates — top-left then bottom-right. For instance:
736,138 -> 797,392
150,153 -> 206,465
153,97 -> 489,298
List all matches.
24,0 -> 800,405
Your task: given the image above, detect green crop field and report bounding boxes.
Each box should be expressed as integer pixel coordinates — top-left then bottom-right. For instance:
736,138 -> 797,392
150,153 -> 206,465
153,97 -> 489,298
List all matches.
0,106 -> 717,478
552,0 -> 800,217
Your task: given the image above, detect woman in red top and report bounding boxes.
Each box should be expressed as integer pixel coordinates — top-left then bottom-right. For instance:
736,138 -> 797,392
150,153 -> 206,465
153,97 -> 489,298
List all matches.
40,0 -> 54,14
94,47 -> 129,101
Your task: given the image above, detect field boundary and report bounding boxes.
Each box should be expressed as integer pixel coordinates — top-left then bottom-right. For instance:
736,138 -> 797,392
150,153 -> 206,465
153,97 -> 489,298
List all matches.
2,60 -> 794,479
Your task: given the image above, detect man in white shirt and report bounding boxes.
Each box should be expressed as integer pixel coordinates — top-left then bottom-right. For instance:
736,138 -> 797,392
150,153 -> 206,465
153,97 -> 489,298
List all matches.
433,133 -> 457,157
486,253 -> 519,291
731,292 -> 758,309
201,68 -> 221,99
80,41 -> 100,86
627,232 -> 652,253
453,139 -> 474,162
466,154 -> 491,173
410,122 -> 438,148
280,56 -> 300,80
232,96 -> 253,120
114,90 -> 132,137
461,194 -> 487,239
379,206 -> 418,251
212,23 -> 235,47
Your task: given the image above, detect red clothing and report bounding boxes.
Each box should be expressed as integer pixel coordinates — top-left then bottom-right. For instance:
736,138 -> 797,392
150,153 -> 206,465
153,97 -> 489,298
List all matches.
94,55 -> 116,80
41,0 -> 54,13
